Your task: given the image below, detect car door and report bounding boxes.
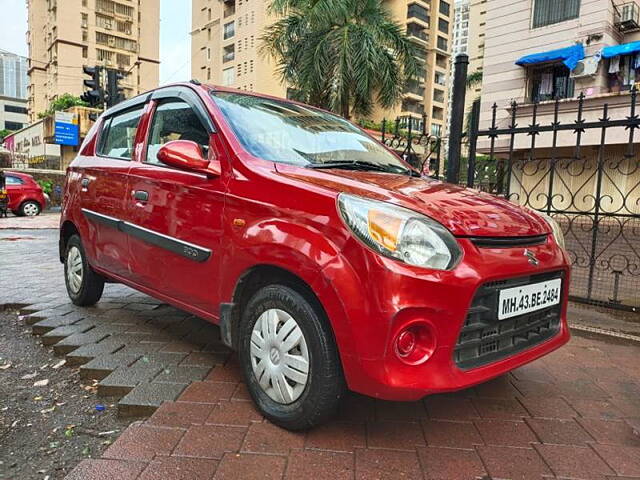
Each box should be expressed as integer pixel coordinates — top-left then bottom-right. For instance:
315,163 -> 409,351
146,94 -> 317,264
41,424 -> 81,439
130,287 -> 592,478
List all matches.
78,104 -> 145,278
124,87 -> 226,314
4,174 -> 26,212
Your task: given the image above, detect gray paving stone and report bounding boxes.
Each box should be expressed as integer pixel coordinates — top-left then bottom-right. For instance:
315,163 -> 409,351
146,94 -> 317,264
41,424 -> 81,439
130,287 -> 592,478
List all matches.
65,338 -> 127,366
80,352 -> 142,380
118,382 -> 186,417
152,366 -> 211,384
41,321 -> 97,345
98,362 -> 165,396
53,330 -> 111,355
31,311 -> 88,335
134,352 -> 188,366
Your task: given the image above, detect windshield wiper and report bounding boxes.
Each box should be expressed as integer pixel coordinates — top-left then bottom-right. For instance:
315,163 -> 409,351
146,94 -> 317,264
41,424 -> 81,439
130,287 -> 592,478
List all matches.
307,160 -> 420,177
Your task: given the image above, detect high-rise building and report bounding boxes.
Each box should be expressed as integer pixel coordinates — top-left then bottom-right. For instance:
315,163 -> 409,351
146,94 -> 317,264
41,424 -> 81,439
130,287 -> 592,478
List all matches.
447,0 -> 485,136
191,0 -> 453,136
26,0 -> 161,121
0,51 -> 29,100
191,0 -> 285,98
0,50 -> 29,133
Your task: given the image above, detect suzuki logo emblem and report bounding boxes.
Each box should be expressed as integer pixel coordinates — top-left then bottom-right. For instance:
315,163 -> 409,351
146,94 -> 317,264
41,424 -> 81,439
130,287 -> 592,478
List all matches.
524,249 -> 539,266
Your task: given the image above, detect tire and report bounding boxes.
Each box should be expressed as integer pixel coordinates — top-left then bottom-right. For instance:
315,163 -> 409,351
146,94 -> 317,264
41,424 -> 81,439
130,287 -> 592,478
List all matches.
64,234 -> 105,306
19,200 -> 41,217
238,284 -> 345,431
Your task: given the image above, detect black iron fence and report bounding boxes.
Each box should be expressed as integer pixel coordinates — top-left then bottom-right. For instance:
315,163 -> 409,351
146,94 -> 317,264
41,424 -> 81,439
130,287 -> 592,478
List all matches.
466,91 -> 640,311
365,114 -> 444,175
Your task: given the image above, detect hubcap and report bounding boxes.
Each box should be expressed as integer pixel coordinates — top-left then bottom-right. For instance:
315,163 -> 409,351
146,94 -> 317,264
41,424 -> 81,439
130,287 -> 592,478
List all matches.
66,246 -> 83,294
250,308 -> 309,404
23,203 -> 38,216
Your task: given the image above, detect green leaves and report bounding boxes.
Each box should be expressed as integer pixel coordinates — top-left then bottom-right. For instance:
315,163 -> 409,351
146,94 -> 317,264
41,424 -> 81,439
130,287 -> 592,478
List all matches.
262,0 -> 419,118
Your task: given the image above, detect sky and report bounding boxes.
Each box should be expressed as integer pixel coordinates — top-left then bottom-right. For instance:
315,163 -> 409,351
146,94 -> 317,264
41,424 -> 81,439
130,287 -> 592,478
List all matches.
0,0 -> 192,85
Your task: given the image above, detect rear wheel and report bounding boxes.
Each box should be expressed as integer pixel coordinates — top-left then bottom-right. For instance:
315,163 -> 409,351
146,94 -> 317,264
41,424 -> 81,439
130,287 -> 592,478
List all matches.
64,234 -> 104,306
238,284 -> 345,431
19,201 -> 41,217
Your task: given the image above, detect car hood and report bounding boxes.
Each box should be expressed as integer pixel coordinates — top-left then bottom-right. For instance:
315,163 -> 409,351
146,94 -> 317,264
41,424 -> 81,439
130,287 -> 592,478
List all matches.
275,166 -> 551,237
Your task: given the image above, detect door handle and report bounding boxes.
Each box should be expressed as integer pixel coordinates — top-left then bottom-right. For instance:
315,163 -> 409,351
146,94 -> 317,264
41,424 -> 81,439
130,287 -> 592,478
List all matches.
81,178 -> 90,189
133,190 -> 149,202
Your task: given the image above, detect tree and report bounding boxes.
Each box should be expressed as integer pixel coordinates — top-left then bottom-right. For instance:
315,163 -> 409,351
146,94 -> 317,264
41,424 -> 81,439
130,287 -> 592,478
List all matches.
465,71 -> 483,136
261,0 -> 419,119
466,70 -> 483,89
0,129 -> 11,142
38,93 -> 88,119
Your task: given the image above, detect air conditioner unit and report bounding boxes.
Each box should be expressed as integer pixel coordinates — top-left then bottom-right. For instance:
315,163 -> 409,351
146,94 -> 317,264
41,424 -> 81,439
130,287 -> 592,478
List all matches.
571,56 -> 600,78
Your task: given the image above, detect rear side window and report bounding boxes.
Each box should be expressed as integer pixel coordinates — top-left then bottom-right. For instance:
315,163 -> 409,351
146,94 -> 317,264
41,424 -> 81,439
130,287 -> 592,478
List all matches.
98,106 -> 144,160
5,175 -> 24,185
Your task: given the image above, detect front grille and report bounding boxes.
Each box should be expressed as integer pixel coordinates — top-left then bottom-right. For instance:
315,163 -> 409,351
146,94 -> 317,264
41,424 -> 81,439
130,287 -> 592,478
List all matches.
468,234 -> 548,248
454,271 -> 563,370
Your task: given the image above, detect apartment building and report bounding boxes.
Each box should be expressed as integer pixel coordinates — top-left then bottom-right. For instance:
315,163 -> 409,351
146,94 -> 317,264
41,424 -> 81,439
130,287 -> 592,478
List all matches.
191,0 -> 452,137
447,0 -> 485,134
480,0 -> 640,150
191,0 -> 286,98
27,0 -> 160,121
0,51 -> 29,132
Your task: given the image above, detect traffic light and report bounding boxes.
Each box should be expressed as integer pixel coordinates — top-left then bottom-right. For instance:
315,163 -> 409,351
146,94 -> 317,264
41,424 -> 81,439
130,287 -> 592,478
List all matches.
81,66 -> 104,108
106,69 -> 126,108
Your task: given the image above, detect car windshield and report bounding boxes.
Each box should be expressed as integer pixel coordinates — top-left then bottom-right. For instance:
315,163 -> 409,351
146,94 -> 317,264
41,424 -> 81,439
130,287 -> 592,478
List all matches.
211,92 -> 413,174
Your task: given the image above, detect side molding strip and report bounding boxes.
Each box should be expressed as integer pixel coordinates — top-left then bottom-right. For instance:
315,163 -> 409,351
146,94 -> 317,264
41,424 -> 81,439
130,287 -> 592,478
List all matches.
82,208 -> 212,263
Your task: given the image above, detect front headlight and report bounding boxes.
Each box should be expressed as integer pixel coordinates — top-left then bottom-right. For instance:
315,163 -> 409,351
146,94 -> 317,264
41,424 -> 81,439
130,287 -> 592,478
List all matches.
538,211 -> 565,249
338,194 -> 462,270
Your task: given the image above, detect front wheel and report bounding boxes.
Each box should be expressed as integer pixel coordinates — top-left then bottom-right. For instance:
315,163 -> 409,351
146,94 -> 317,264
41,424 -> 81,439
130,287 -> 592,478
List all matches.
19,201 -> 41,217
64,234 -> 104,306
239,284 -> 345,430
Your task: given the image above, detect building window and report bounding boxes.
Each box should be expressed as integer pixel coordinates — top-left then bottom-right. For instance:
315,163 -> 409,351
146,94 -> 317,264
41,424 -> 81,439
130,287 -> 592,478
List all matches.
439,0 -> 450,16
223,44 -> 235,63
407,3 -> 429,23
431,124 -> 442,136
82,46 -> 88,58
529,63 -> 575,102
4,105 -> 28,114
438,18 -> 449,33
433,89 -> 445,103
434,71 -> 446,86
532,0 -> 580,28
5,121 -> 24,131
222,67 -> 235,86
437,36 -> 448,51
223,21 -> 235,39
608,55 -> 639,91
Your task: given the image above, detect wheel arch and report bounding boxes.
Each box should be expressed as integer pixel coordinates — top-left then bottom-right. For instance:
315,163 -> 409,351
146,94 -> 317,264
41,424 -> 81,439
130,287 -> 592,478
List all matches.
224,264 -> 335,351
59,220 -> 80,262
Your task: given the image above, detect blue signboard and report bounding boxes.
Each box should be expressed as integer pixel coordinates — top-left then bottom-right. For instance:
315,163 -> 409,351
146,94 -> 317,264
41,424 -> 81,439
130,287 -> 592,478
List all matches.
54,112 -> 80,146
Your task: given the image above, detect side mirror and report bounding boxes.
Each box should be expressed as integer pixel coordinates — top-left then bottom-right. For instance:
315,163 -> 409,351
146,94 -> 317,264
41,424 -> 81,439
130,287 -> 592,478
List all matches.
156,140 -> 220,176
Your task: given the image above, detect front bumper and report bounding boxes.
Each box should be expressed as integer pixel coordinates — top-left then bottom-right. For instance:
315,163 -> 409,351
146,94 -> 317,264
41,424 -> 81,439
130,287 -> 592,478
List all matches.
328,236 -> 571,401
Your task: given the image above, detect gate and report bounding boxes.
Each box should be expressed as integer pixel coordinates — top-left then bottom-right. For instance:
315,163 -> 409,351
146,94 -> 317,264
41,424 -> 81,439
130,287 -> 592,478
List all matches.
466,91 -> 640,311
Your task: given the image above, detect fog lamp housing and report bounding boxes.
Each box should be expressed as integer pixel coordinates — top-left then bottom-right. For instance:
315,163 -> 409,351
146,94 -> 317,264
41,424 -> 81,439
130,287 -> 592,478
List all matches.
394,323 -> 436,365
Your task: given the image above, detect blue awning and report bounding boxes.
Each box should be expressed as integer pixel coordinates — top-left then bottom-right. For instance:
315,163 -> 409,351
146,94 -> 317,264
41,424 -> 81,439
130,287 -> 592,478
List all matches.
515,44 -> 585,70
602,41 -> 640,59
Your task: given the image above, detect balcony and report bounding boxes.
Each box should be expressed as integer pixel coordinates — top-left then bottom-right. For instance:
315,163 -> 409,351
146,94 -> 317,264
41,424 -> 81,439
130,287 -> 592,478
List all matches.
401,100 -> 425,115
407,4 -> 429,24
615,2 -> 640,32
404,80 -> 425,100
407,23 -> 428,44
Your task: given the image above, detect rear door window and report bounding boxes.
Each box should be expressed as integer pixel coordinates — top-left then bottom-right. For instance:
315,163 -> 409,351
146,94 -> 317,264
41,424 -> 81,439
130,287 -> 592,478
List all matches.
5,176 -> 23,185
98,106 -> 144,160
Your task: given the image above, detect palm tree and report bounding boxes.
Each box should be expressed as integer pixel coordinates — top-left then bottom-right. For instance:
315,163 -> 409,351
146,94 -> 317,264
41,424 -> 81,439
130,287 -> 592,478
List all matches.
261,0 -> 419,119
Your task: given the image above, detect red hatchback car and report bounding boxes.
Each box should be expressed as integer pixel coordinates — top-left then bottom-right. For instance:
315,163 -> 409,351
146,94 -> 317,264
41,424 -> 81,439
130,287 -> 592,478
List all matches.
60,82 -> 570,430
3,171 -> 47,216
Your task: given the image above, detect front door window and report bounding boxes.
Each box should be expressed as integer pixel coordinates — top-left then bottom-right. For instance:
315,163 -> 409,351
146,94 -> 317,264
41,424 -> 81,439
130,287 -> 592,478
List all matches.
146,100 -> 210,167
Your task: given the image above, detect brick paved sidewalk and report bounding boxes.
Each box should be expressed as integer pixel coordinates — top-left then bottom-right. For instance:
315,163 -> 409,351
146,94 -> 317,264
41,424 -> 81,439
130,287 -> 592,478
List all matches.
1,229 -> 640,480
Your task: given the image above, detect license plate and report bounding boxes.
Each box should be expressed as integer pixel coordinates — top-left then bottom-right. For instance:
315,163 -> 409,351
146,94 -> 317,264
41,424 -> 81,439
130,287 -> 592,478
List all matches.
498,278 -> 562,320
